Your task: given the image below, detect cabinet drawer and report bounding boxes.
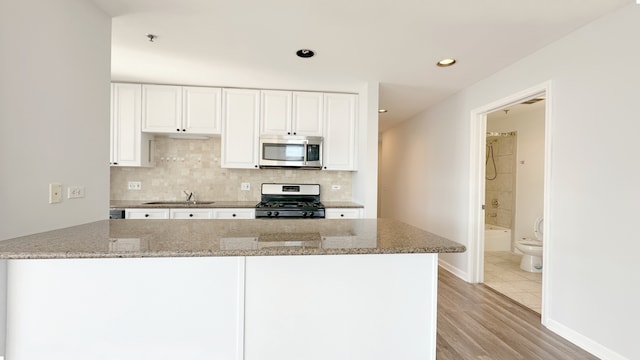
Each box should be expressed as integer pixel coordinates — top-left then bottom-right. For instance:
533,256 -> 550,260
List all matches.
324,208 -> 363,219
170,209 -> 214,219
214,209 -> 255,219
125,209 -> 170,219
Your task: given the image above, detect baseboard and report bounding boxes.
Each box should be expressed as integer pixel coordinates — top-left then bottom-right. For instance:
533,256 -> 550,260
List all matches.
545,318 -> 630,360
437,258 -> 469,282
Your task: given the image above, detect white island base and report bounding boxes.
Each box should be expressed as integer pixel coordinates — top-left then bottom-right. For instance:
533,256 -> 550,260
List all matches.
6,254 -> 438,360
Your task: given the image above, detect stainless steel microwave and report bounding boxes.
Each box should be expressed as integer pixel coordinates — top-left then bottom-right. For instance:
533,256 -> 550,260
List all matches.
259,135 -> 323,169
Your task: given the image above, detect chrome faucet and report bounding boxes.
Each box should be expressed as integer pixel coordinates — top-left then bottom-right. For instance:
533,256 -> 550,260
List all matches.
183,190 -> 194,203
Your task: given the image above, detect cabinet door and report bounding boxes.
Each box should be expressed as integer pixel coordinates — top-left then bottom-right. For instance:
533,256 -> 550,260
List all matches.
245,255 -> 438,360
170,208 -> 214,219
7,257 -> 245,360
111,83 -> 154,167
260,90 -> 292,135
213,208 -> 255,219
323,93 -> 357,171
221,89 -> 260,169
142,84 -> 183,133
292,92 -> 323,136
183,86 -> 222,134
125,209 -> 170,219
324,208 -> 363,219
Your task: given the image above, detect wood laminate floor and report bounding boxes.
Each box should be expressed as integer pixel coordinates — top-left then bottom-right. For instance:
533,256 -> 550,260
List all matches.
436,268 -> 598,360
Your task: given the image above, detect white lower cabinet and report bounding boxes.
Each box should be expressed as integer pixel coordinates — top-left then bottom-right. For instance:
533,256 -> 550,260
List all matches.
324,208 -> 363,219
6,255 -> 438,360
125,208 -> 255,219
125,208 -> 170,219
6,257 -> 246,360
213,208 -> 255,219
170,208 -> 214,219
244,254 -> 438,360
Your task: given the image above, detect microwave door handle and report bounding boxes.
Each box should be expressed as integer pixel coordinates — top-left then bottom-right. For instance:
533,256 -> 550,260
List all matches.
303,140 -> 308,165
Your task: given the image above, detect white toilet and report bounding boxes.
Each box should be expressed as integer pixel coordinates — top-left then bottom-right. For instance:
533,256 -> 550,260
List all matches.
515,217 -> 543,272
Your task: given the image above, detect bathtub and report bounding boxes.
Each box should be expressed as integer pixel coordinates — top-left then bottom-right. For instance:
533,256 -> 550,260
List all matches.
484,224 -> 512,251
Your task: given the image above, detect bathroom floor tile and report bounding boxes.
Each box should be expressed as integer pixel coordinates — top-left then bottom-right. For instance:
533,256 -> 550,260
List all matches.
484,251 -> 542,314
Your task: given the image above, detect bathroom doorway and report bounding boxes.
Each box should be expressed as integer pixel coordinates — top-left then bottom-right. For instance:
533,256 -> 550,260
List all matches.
468,82 -> 551,323
483,102 -> 545,313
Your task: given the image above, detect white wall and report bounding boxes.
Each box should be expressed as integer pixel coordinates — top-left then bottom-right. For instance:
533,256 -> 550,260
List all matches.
0,0 -> 111,241
380,4 -> 640,360
488,107 -> 545,245
352,82 -> 379,218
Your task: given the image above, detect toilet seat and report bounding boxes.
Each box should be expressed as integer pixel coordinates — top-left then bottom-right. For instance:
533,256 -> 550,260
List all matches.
518,239 -> 542,247
534,217 -> 543,241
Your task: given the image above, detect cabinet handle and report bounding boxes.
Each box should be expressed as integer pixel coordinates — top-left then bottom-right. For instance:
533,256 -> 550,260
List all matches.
148,139 -> 153,163
182,129 -> 186,132
323,166 -> 327,170
189,214 -> 194,217
145,214 -> 150,218
177,128 -> 180,132
293,132 -> 297,135
113,162 -> 118,165
254,165 -> 258,168
287,132 -> 291,135
232,214 -> 237,217
340,214 -> 344,217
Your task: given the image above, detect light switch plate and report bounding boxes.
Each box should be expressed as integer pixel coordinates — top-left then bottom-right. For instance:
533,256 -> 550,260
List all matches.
241,182 -> 250,191
49,183 -> 62,204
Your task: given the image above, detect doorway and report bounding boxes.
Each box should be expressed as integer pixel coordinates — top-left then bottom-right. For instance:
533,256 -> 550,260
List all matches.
468,82 -> 552,323
483,102 -> 545,313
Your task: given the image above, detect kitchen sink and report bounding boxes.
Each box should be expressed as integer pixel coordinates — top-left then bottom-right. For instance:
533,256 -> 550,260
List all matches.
144,201 -> 216,205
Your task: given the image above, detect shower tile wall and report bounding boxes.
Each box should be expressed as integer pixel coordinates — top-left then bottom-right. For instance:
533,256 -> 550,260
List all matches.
485,136 -> 516,228
111,136 -> 353,202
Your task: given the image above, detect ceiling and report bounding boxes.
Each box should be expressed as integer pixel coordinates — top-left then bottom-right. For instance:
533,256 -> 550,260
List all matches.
90,0 -> 630,132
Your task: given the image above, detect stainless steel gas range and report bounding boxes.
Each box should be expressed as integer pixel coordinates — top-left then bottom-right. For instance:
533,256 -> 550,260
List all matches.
255,183 -> 325,218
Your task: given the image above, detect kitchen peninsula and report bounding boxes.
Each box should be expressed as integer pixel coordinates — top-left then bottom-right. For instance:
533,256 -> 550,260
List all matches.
0,219 -> 464,360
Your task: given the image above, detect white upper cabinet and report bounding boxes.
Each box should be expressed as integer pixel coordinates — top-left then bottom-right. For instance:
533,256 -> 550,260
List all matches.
292,92 -> 324,136
182,86 -> 222,134
260,90 -> 292,135
110,83 -> 154,167
142,84 -> 222,135
221,88 -> 260,169
142,84 -> 182,133
260,90 -> 323,136
323,93 -> 358,171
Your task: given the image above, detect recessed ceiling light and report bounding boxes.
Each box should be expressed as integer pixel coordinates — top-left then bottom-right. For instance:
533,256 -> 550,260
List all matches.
296,49 -> 315,58
378,109 -> 388,113
436,58 -> 456,67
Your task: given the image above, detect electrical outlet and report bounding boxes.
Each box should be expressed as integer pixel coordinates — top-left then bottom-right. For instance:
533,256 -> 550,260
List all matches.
331,184 -> 341,190
128,181 -> 142,190
241,182 -> 250,191
49,183 -> 62,204
68,186 -> 85,199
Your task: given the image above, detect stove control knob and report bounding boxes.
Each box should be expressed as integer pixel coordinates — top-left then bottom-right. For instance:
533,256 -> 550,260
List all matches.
274,211 -> 279,217
266,211 -> 272,217
309,211 -> 314,217
301,211 -> 307,217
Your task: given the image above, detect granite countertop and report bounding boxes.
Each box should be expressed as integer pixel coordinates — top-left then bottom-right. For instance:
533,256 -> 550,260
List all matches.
111,200 -> 364,209
0,219 -> 465,259
321,201 -> 363,208
110,200 -> 259,209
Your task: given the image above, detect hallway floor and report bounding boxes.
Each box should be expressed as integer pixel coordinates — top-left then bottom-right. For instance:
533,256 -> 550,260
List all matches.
484,251 -> 542,313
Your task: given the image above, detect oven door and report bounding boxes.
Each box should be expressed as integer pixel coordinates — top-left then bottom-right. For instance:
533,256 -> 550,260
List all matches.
259,136 -> 322,169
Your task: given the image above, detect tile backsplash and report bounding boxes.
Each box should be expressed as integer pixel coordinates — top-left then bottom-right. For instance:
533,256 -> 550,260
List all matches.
110,136 -> 353,202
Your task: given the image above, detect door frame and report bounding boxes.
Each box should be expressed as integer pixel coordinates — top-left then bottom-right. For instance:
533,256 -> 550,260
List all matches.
468,81 -> 552,324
